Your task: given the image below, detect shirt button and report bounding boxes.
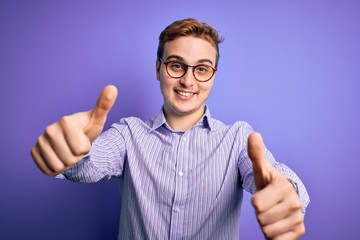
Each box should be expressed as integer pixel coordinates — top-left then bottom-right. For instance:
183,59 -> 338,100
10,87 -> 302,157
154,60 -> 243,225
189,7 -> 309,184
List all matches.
174,207 -> 180,213
178,171 -> 184,176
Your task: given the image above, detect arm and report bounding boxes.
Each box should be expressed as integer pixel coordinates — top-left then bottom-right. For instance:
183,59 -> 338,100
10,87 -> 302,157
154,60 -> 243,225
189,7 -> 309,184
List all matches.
58,126 -> 126,183
247,132 -> 310,240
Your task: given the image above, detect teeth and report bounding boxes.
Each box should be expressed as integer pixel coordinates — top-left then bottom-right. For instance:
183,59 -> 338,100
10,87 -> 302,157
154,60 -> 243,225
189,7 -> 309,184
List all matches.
177,91 -> 193,97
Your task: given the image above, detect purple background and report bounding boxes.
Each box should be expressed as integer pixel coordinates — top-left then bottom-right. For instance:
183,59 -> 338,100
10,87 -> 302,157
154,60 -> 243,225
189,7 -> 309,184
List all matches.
1,0 -> 359,239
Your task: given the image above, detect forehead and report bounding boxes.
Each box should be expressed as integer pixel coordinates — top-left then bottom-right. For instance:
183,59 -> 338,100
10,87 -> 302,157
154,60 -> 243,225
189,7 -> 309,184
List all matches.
163,36 -> 217,64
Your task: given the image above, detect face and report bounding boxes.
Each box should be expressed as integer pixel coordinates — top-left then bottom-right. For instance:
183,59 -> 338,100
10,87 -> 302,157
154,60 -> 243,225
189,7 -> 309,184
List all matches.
156,36 -> 217,120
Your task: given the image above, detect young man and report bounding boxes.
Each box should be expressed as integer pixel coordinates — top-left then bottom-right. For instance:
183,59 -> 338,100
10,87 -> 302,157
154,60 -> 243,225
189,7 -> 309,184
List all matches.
31,18 -> 310,239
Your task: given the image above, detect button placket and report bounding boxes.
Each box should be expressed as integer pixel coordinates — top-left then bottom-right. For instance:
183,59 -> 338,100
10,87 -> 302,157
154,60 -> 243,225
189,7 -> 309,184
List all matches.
169,133 -> 189,238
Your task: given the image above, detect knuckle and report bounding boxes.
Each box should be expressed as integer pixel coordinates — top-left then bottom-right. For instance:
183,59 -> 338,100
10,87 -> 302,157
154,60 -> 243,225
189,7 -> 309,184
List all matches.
44,124 -> 57,138
59,115 -> 74,130
294,223 -> 306,238
262,227 -> 272,239
51,162 -> 65,174
252,197 -> 264,213
290,214 -> 305,237
251,195 -> 259,208
289,198 -> 302,211
59,115 -> 71,125
63,156 -> 81,167
44,169 -> 55,176
31,151 -> 41,166
73,140 -> 91,156
256,213 -> 266,226
30,146 -> 37,158
42,123 -> 58,139
36,135 -> 46,148
300,223 -> 306,235
31,148 -> 43,166
294,200 -> 302,210
295,211 -> 304,224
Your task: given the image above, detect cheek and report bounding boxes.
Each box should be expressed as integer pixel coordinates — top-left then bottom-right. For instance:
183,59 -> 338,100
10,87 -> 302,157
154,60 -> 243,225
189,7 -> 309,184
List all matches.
200,82 -> 214,96
160,79 -> 172,95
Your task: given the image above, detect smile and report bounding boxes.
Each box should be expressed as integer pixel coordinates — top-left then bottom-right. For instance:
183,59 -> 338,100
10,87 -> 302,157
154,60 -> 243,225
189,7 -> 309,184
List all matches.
176,90 -> 195,97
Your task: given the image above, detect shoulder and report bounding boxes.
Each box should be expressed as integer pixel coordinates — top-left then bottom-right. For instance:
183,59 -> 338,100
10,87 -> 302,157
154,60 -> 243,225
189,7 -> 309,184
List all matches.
109,116 -> 150,134
210,116 -> 253,135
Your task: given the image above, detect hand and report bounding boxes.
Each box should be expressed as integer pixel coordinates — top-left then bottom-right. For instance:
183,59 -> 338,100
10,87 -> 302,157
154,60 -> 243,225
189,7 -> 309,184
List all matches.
248,132 -> 305,240
31,85 -> 118,175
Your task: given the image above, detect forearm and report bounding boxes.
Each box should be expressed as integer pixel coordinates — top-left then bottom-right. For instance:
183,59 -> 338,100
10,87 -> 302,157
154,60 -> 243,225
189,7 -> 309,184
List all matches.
56,152 -> 108,183
56,127 -> 126,183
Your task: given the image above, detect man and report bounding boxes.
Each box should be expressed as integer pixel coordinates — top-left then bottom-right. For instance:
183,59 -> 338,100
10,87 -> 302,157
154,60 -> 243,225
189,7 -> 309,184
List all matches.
31,18 -> 309,239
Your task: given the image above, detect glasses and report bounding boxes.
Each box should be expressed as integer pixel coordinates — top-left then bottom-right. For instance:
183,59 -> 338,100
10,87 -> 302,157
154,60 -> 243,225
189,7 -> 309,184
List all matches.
159,58 -> 217,82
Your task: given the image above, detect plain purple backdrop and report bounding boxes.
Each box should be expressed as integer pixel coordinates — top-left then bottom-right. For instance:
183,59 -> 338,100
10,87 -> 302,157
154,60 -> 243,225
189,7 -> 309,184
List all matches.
1,0 -> 359,239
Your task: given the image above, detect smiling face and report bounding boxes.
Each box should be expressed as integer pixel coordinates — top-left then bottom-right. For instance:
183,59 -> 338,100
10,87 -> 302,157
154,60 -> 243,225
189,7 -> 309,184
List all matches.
156,36 -> 217,127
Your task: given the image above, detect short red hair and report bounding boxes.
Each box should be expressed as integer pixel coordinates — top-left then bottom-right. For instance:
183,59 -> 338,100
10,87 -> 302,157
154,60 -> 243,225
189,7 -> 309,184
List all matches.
157,18 -> 224,66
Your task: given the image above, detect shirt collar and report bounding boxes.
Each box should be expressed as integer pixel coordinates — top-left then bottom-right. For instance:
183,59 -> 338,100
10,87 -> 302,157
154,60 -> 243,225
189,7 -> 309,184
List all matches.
150,107 -> 167,132
149,105 -> 217,132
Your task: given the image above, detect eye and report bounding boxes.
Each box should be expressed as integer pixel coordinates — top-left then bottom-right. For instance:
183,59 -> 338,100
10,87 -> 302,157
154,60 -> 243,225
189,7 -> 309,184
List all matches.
195,65 -> 210,75
198,66 -> 208,72
169,62 -> 185,71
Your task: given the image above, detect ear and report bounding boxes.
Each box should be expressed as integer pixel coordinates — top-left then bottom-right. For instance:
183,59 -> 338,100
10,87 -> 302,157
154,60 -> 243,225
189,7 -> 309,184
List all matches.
156,60 -> 161,81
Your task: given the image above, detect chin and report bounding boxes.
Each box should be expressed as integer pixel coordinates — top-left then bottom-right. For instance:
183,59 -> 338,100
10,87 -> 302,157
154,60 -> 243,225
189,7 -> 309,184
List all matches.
172,104 -> 202,116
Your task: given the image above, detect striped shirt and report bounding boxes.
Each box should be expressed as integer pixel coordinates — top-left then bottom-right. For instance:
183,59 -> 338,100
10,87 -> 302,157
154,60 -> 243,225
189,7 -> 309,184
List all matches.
60,107 -> 310,239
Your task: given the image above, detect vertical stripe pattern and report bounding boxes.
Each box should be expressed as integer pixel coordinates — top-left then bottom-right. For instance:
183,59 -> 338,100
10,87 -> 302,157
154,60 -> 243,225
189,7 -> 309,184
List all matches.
61,107 -> 310,239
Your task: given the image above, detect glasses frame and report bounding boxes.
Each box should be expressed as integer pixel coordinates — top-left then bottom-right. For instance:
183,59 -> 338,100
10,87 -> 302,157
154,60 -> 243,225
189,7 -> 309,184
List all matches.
159,58 -> 217,82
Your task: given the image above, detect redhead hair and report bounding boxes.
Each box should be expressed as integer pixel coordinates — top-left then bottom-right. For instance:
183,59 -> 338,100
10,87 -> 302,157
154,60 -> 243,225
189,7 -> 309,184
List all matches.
157,18 -> 224,67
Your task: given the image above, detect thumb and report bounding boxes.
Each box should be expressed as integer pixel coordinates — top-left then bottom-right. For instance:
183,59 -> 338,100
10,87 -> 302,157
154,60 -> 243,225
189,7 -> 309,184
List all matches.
248,132 -> 272,190
85,85 -> 118,139
92,85 -> 118,123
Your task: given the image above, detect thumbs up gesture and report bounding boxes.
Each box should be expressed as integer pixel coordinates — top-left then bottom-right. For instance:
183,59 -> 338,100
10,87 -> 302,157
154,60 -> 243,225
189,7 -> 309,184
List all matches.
248,132 -> 305,240
31,85 -> 118,175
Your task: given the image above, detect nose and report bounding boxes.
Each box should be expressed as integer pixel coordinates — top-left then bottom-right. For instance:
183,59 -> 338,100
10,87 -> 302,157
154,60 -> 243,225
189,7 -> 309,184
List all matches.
179,67 -> 195,87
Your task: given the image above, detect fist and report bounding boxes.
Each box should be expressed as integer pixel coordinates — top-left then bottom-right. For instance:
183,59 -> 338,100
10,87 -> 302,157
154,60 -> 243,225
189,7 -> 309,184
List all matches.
31,85 -> 118,175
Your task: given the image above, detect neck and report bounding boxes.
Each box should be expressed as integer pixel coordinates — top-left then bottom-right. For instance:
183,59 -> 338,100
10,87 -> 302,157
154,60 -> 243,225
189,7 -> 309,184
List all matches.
164,106 -> 205,132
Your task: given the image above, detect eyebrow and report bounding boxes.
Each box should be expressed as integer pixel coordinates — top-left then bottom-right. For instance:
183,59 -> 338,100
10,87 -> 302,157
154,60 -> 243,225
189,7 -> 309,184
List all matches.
165,54 -> 214,66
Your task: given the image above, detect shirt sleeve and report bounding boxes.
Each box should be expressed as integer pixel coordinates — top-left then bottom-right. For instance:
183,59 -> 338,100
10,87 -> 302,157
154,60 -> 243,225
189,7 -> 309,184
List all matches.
56,126 -> 127,183
237,122 -> 310,214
